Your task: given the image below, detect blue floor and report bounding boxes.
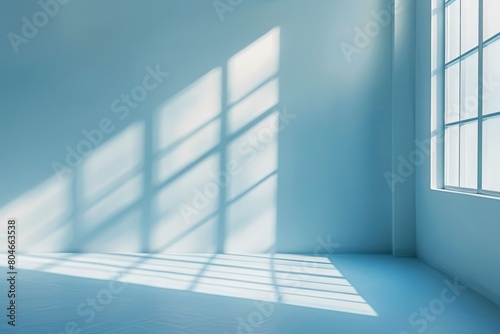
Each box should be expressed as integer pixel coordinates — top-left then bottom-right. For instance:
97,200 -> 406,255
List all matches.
2,254 -> 500,333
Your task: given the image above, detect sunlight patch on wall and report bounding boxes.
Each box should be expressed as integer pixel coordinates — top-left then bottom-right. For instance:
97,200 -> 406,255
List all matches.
228,27 -> 280,104
228,78 -> 279,134
226,173 -> 277,253
82,174 -> 143,232
78,122 -> 145,251
0,175 -> 72,251
152,154 -> 219,253
82,208 -> 143,252
81,122 -> 144,202
227,112 -> 279,200
153,68 -> 222,185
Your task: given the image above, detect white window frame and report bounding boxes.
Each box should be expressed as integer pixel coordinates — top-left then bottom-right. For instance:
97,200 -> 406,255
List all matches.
443,0 -> 500,197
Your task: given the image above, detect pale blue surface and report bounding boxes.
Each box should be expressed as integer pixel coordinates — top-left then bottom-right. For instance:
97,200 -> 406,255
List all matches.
2,254 -> 500,333
0,0 -> 392,253
415,0 -> 500,307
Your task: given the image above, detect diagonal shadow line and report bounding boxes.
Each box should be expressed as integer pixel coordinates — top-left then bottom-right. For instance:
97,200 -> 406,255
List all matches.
24,265 -> 351,299
226,170 -> 277,206
23,214 -> 72,246
187,280 -> 368,305
79,199 -> 143,246
226,104 -> 280,143
227,253 -> 335,266
109,262 -> 358,305
10,27 -> 289,256
153,115 -> 221,160
76,164 -> 217,248
225,73 -> 278,110
271,253 -> 283,302
154,100 -> 281,196
431,67 -> 443,77
26,250 -> 347,283
68,188 -> 213,252
432,2 -> 445,16
24,168 -> 143,248
134,253 -> 345,280
186,254 -> 217,291
65,38 -> 284,255
81,166 -> 144,211
125,264 -> 365,306
24,167 -> 143,250
31,253 -> 81,272
24,254 -> 358,298
103,251 -> 340,275
71,85 -> 281,254
77,157 -> 220,251
117,251 -> 348,280
431,128 -> 444,138
153,211 -> 219,252
153,145 -> 221,192
262,245 -> 276,253
82,193 -> 217,252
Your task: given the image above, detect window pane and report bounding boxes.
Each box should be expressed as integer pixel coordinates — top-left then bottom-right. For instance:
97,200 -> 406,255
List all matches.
483,40 -> 500,115
445,62 -> 460,123
446,0 -> 460,62
460,122 -> 478,189
483,116 -> 500,192
445,125 -> 460,186
461,53 -> 478,120
461,0 -> 478,53
484,0 -> 500,41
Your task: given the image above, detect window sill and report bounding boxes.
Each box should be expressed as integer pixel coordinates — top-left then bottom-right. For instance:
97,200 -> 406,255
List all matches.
432,187 -> 500,200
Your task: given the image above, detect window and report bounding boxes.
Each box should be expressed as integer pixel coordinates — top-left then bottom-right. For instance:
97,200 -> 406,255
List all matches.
444,0 -> 500,196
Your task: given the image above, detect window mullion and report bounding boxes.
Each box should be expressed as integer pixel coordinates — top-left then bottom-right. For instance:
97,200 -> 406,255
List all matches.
458,0 -> 462,187
442,0 -> 447,188
477,0 -> 484,194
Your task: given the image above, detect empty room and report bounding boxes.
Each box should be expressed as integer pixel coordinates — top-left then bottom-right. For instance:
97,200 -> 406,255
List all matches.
1,0 -> 500,333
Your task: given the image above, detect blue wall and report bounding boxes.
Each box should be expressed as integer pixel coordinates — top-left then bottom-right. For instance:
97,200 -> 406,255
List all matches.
392,0 -> 416,256
415,0 -> 500,306
0,0 -> 393,253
